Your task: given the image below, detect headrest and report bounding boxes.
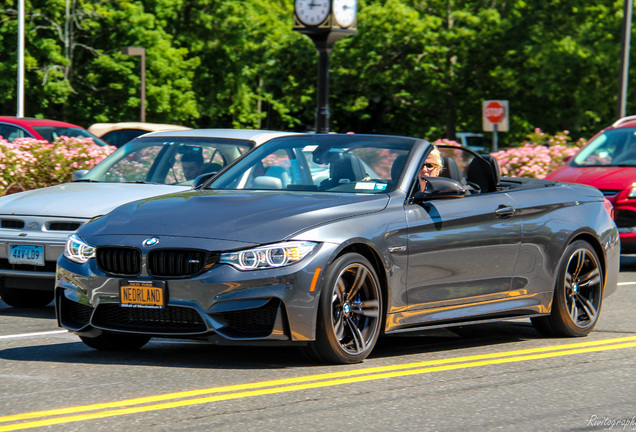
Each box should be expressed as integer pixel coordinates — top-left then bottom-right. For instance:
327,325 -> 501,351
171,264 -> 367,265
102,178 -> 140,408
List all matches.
330,152 -> 366,182
440,156 -> 461,181
391,154 -> 408,182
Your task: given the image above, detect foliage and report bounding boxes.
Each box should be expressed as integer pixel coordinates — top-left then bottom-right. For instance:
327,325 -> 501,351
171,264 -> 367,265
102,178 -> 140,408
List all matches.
0,0 -> 629,144
0,137 -> 114,196
491,130 -> 585,179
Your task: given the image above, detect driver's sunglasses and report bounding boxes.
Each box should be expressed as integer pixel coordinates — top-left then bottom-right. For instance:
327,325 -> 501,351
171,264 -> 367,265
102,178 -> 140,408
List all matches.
423,163 -> 440,170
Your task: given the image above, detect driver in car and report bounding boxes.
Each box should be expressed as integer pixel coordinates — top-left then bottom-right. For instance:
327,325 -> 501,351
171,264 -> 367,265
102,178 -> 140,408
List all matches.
418,147 -> 443,190
181,151 -> 206,181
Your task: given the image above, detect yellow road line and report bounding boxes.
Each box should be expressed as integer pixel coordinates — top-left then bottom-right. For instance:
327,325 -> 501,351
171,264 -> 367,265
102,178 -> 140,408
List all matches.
1,336 -> 635,431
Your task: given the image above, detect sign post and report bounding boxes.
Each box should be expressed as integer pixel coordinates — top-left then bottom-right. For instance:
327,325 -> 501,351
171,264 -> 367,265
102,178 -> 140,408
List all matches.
482,100 -> 509,152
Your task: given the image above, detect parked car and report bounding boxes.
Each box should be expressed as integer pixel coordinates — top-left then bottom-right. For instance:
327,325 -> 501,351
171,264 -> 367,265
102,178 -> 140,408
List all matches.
546,115 -> 636,253
0,116 -> 110,146
0,129 -> 298,308
55,133 -> 619,364
456,132 -> 489,153
88,122 -> 191,148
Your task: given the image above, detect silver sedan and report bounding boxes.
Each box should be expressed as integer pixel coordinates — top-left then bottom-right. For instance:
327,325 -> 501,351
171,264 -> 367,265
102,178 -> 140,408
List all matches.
0,129 -> 300,307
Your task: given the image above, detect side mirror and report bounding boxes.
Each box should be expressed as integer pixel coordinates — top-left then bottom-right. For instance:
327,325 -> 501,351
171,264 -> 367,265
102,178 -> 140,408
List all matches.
72,169 -> 89,181
413,177 -> 466,201
192,172 -> 217,189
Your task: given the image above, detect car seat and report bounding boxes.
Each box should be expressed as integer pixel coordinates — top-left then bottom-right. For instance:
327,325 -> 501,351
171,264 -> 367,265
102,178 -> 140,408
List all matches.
320,153 -> 367,189
202,162 -> 223,174
390,154 -> 408,184
440,156 -> 462,182
265,166 -> 291,188
467,155 -> 498,193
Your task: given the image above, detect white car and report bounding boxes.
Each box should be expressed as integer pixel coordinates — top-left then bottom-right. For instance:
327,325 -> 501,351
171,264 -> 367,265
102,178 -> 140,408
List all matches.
0,129 -> 300,307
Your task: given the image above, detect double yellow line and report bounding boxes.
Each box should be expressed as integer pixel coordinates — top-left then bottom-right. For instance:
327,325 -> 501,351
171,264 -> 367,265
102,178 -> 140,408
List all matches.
2,335 -> 636,431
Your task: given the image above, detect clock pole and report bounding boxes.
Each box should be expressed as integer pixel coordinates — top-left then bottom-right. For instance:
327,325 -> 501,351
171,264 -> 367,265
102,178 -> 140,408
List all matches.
313,35 -> 335,134
317,47 -> 330,133
293,0 -> 357,133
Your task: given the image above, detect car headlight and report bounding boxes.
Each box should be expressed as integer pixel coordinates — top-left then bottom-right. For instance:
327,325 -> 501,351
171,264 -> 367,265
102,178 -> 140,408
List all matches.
628,183 -> 636,198
219,241 -> 318,271
64,233 -> 96,264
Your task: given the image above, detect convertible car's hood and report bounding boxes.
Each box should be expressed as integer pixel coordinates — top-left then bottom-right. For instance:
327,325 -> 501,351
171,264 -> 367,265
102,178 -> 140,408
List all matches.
81,190 -> 390,244
0,183 -> 189,219
547,165 -> 636,190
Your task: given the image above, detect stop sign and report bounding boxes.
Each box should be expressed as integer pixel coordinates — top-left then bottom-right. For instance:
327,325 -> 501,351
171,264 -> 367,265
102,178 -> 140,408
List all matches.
484,101 -> 504,124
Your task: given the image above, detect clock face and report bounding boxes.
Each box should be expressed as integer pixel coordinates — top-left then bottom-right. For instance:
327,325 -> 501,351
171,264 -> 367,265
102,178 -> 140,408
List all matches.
333,0 -> 357,28
295,0 -> 330,26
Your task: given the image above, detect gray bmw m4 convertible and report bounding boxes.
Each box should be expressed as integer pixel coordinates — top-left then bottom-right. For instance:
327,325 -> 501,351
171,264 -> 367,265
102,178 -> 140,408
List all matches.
55,133 -> 620,364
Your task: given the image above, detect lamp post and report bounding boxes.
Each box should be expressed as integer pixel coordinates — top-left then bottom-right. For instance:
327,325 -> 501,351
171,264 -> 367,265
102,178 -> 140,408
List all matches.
17,0 -> 25,117
293,0 -> 357,133
618,0 -> 633,119
121,47 -> 146,122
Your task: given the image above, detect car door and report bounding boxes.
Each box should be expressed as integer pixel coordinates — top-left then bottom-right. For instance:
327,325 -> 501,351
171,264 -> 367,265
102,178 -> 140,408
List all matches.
405,191 -> 521,311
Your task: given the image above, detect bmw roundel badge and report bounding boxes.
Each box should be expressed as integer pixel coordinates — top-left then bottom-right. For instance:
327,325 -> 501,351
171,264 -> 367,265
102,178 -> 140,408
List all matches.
143,237 -> 160,247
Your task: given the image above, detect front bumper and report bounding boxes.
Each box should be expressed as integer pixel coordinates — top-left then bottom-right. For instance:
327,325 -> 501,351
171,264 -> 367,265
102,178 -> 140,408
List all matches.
0,215 -> 86,290
55,242 -> 337,344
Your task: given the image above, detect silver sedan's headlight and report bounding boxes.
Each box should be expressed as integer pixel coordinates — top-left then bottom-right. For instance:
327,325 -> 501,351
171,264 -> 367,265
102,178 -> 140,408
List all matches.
219,241 -> 318,271
64,233 -> 96,264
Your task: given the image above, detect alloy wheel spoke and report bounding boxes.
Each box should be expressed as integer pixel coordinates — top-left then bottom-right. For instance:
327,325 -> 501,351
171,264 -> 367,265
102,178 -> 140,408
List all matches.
568,297 -> 578,321
575,295 -> 597,322
334,313 -> 345,340
345,316 -> 365,353
577,268 -> 601,288
331,286 -> 345,339
570,250 -> 586,280
353,299 -> 379,318
346,265 -> 368,301
336,278 -> 346,302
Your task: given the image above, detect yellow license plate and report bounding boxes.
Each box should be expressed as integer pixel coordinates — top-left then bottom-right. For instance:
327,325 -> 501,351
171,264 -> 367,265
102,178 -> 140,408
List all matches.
120,281 -> 165,309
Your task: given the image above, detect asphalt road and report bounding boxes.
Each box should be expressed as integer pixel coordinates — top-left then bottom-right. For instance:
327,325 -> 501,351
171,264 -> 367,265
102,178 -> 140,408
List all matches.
1,257 -> 636,432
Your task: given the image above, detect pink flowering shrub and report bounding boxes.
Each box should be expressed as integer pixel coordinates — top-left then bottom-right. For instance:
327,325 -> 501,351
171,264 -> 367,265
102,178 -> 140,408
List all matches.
0,136 -> 115,196
491,130 -> 585,179
433,138 -> 462,147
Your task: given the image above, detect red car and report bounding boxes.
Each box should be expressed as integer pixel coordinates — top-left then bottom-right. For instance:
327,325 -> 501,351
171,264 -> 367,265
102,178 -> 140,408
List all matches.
0,116 -> 109,146
547,116 -> 636,252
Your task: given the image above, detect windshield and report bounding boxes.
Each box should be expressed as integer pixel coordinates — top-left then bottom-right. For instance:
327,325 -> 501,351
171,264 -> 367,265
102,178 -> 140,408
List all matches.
79,136 -> 253,185
208,135 -> 414,193
32,126 -> 110,146
573,127 -> 636,166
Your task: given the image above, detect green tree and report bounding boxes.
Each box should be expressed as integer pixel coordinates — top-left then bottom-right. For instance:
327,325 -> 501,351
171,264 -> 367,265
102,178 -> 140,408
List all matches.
0,0 -> 631,144
0,0 -> 199,126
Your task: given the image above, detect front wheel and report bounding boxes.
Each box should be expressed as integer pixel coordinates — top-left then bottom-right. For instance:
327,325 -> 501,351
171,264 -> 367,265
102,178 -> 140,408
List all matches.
303,253 -> 383,364
532,240 -> 604,337
79,331 -> 151,351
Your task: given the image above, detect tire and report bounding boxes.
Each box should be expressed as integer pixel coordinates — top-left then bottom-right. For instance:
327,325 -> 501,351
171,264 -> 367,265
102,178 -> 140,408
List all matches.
531,240 -> 604,337
79,331 -> 151,351
0,285 -> 54,308
303,253 -> 383,364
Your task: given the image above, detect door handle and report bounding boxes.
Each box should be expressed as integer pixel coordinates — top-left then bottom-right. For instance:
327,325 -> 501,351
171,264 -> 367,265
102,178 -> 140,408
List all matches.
495,205 -> 515,218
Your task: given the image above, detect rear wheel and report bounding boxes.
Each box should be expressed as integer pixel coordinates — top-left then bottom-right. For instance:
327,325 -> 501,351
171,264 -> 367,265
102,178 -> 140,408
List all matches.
532,240 -> 603,337
79,331 -> 151,351
0,285 -> 54,308
303,253 -> 382,364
